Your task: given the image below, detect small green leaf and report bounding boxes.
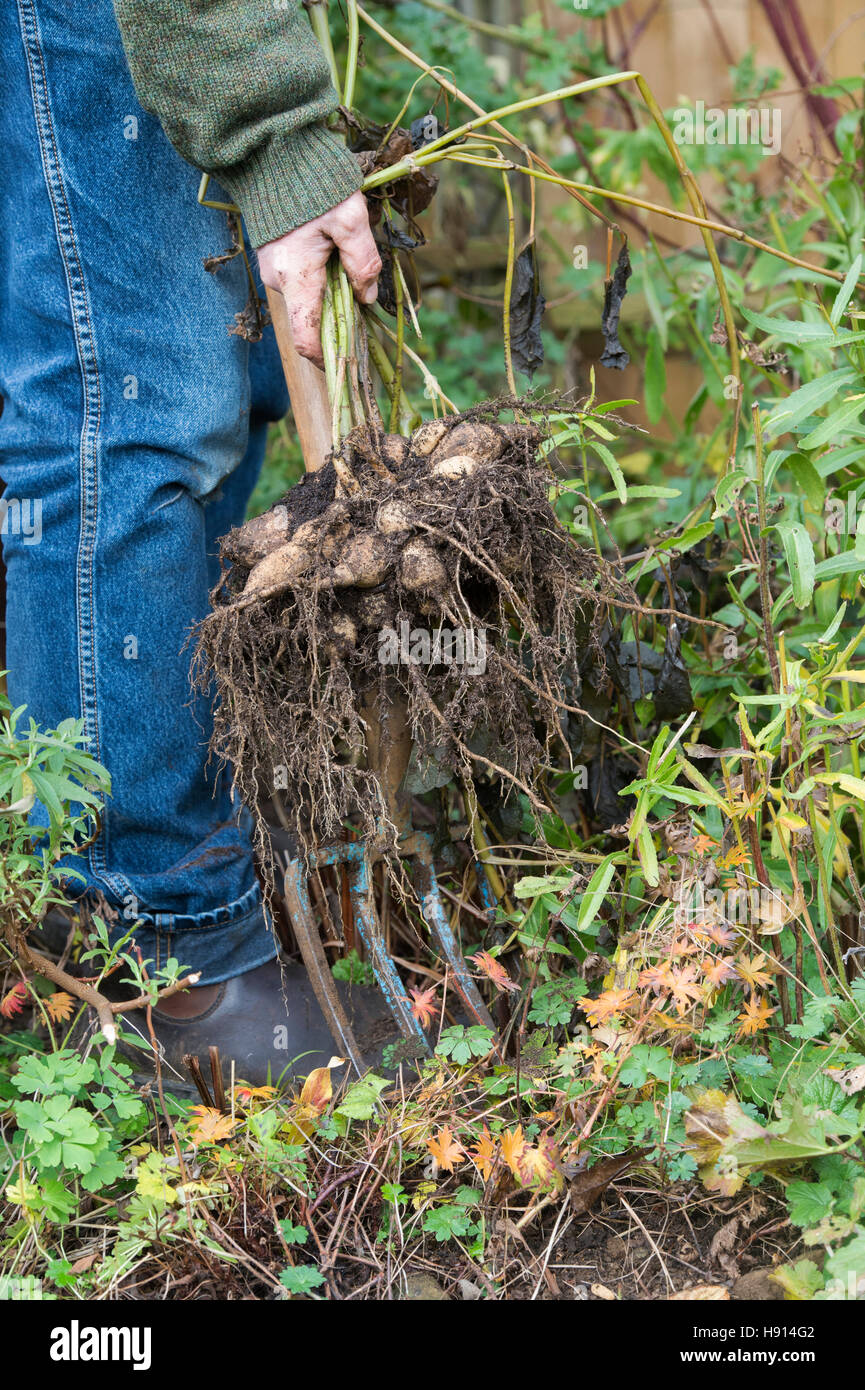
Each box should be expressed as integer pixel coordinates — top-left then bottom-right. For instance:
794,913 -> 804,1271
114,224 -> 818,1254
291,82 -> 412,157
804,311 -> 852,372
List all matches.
763,367 -> 856,435
279,1221 -> 309,1246
785,453 -> 826,511
785,1180 -> 836,1228
775,522 -> 815,608
335,1073 -> 389,1122
712,469 -> 748,518
831,253 -> 863,327
577,855 -> 618,933
799,395 -> 865,451
587,440 -> 626,503
644,325 -> 666,425
655,521 -> 715,554
279,1265 -> 325,1295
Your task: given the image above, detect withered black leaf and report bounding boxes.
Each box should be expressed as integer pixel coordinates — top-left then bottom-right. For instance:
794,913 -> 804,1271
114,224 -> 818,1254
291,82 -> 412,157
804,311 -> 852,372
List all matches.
600,243 -> 632,370
410,113 -> 446,149
653,622 -> 693,722
509,240 -> 546,379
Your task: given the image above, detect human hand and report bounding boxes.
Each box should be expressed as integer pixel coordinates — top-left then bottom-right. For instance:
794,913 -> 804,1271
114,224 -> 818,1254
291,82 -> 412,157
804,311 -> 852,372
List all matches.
256,191 -> 381,369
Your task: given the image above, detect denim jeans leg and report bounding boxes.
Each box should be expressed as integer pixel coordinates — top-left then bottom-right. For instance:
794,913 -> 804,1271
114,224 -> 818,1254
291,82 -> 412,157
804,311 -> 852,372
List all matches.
0,0 -> 287,983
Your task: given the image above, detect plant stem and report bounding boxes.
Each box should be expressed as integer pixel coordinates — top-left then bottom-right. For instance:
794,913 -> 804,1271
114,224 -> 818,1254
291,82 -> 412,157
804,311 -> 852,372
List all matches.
752,404 -> 782,693
305,0 -> 341,93
501,171 -> 518,398
365,321 -> 419,432
803,752 -> 850,994
352,17 -> 848,288
633,77 -> 738,388
367,308 -> 459,413
343,0 -> 360,108
390,238 -> 406,431
362,71 -> 643,180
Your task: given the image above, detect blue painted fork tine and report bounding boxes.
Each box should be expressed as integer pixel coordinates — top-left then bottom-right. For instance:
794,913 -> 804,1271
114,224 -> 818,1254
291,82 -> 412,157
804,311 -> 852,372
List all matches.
286,831 -> 498,1056
408,838 -> 495,1033
346,855 -> 431,1052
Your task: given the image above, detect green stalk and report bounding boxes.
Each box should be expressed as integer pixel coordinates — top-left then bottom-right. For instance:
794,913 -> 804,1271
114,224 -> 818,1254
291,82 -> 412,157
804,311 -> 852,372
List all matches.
367,308 -> 458,413
343,0 -> 360,109
414,153 -> 846,286
352,13 -> 848,287
321,286 -> 340,428
840,678 -> 865,870
633,77 -> 738,385
803,751 -> 850,995
329,259 -> 352,442
501,170 -> 518,398
580,436 -> 602,559
305,0 -> 341,93
361,71 -> 642,185
365,319 -> 419,432
752,405 -> 781,693
390,252 -> 406,431
337,262 -> 363,426
648,233 -> 725,386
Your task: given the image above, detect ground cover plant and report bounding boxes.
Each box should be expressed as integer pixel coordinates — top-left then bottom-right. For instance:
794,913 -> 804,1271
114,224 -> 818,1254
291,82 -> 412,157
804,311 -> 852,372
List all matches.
3,0 -> 865,1302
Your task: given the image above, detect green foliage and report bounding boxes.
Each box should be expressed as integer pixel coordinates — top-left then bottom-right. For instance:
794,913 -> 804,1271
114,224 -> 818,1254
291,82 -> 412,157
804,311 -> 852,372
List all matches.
422,1186 -> 483,1246
434,1025 -> 495,1065
279,1265 -> 326,1294
335,1072 -> 390,1121
4,1047 -> 147,1217
331,948 -> 376,986
0,686 -> 110,924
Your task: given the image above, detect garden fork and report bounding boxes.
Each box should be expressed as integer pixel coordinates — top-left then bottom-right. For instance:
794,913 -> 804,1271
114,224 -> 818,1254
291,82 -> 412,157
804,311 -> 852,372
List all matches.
266,286 -> 495,1071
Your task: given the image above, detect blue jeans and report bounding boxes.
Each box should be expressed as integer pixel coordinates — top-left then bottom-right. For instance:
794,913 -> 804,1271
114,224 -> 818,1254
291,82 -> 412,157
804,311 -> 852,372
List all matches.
0,0 -> 289,983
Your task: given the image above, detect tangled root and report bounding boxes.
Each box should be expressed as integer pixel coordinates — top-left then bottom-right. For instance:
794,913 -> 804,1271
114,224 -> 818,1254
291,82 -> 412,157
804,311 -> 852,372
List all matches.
195,402 -> 628,870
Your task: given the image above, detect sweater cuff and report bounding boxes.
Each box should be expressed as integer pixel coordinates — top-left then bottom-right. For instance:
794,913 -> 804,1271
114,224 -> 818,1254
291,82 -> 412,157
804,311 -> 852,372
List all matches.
218,123 -> 364,248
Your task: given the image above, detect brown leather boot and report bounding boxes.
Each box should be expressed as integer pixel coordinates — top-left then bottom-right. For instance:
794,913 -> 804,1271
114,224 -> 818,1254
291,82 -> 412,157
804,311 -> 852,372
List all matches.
31,913 -> 397,1094
113,958 -> 396,1094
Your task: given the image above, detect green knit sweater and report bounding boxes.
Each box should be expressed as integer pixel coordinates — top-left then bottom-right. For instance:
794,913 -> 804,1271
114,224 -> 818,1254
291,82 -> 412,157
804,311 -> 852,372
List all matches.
112,0 -> 362,247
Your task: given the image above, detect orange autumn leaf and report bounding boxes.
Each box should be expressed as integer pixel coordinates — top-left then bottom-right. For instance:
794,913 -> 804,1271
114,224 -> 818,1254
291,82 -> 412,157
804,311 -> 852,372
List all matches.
718,846 -> 748,870
232,1083 -> 276,1107
669,936 -> 700,959
735,954 -> 774,994
470,950 -> 520,994
427,1125 -> 465,1173
701,956 -> 739,989
692,835 -> 717,856
638,962 -> 674,995
668,966 -> 705,1015
0,983 -> 28,1019
409,986 -> 439,1028
581,987 -> 637,1026
737,994 -> 776,1037
647,1007 -> 695,1033
188,1106 -> 241,1146
471,1126 -> 498,1181
299,1058 -> 344,1116
45,991 -> 75,1024
518,1134 -> 562,1190
701,922 -> 737,949
500,1125 -> 527,1179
